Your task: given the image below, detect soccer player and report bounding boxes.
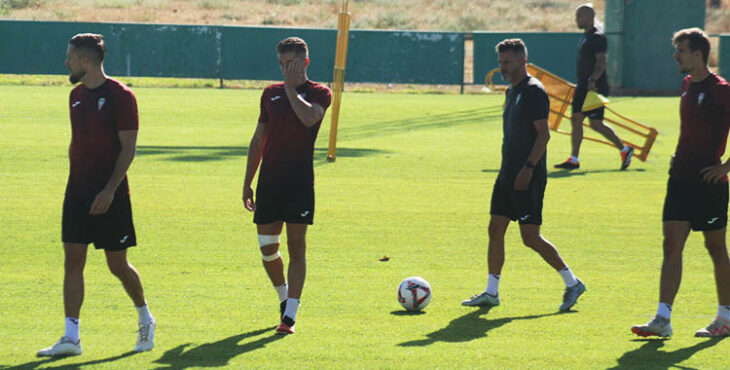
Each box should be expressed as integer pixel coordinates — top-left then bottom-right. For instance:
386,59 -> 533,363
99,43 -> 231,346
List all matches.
37,34 -> 155,357
554,3 -> 634,170
631,28 -> 730,338
462,39 -> 586,311
242,37 -> 332,335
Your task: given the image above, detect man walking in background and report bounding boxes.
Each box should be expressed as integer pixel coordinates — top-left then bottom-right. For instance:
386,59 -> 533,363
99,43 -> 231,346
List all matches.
38,33 -> 155,357
242,37 -> 332,335
554,3 -> 634,170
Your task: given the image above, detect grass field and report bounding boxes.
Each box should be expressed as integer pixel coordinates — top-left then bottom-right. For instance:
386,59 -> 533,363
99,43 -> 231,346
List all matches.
1,83 -> 729,369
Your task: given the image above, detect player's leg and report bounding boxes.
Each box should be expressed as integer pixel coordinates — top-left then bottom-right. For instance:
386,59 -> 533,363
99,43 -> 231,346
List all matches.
554,110 -> 584,169
587,117 -> 634,170
462,182 -> 511,307
278,222 -> 307,333
257,221 -> 287,314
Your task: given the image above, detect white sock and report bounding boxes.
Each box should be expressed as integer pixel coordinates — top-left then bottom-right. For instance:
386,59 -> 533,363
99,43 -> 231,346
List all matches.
284,298 -> 300,321
718,305 -> 730,321
65,317 -> 80,343
136,304 -> 153,325
657,302 -> 672,320
621,146 -> 629,153
274,283 -> 288,302
486,274 -> 500,296
559,267 -> 578,287
569,156 -> 579,163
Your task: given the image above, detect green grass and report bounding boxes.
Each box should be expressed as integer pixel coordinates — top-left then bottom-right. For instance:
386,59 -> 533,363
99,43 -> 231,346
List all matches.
1,83 -> 729,369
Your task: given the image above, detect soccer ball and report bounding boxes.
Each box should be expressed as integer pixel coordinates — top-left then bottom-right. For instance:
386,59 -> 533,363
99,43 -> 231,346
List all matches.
397,276 -> 432,311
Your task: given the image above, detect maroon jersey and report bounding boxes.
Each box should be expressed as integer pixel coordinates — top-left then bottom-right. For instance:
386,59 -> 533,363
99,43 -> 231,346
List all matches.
257,81 -> 332,185
672,73 -> 730,183
66,78 -> 139,198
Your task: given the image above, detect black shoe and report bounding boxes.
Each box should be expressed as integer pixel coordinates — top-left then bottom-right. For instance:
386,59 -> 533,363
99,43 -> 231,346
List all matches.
620,147 -> 634,170
554,158 -> 580,170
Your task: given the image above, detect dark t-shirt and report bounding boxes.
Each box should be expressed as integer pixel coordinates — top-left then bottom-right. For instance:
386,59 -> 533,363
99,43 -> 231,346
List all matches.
257,81 -> 332,185
497,75 -> 549,185
66,78 -> 139,199
671,73 -> 730,183
576,27 -> 609,92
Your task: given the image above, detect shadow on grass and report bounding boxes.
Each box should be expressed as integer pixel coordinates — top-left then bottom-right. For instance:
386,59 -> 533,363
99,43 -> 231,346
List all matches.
136,145 -> 389,163
338,106 -> 503,142
1,351 -> 137,370
548,168 -> 646,178
398,308 -> 570,346
390,310 -> 427,316
152,326 -> 283,369
609,337 -> 726,369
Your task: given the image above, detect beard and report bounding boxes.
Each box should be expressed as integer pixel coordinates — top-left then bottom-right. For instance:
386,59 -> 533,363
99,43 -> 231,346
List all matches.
68,70 -> 85,84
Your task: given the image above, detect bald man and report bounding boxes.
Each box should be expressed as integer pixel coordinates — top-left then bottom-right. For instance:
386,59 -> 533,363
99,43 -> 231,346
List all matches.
554,4 -> 634,171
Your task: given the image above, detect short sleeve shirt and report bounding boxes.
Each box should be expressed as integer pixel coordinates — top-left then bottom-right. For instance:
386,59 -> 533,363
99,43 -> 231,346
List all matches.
257,81 -> 332,185
672,73 -> 730,183
576,27 -> 608,90
66,78 -> 138,199
497,75 -> 550,185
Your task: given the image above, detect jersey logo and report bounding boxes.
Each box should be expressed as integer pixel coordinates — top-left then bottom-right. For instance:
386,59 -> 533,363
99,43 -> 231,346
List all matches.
698,92 -> 705,105
271,95 -> 281,101
681,91 -> 687,98
72,101 -> 82,108
514,94 -> 522,106
97,97 -> 106,111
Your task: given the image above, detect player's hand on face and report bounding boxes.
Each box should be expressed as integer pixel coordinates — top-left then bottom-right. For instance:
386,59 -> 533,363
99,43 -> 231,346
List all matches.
89,188 -> 115,215
243,185 -> 255,212
700,163 -> 730,184
514,167 -> 533,191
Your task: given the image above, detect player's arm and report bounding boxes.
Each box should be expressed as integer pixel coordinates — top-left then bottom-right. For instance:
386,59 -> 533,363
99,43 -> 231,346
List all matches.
242,121 -> 267,211
588,52 -> 607,91
514,119 -> 550,191
89,130 -> 137,215
283,59 -> 326,127
700,85 -> 730,184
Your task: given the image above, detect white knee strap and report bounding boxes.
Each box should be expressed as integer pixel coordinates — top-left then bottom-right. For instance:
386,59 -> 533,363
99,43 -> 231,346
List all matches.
259,234 -> 281,262
258,234 -> 281,247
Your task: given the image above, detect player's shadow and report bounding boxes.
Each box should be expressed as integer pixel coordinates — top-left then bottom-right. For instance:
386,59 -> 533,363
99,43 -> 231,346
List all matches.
151,326 -> 283,369
609,337 -> 726,369
398,308 -> 567,346
136,145 -> 388,162
548,168 -> 646,178
0,351 -> 137,370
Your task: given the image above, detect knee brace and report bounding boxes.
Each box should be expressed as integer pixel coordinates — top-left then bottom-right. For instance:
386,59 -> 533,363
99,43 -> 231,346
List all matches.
259,234 -> 281,262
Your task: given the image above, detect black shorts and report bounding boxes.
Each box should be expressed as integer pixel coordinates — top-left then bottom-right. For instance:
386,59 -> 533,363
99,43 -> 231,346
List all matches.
490,180 -> 545,225
62,193 -> 137,251
663,178 -> 728,231
572,87 -> 608,120
254,184 -> 315,225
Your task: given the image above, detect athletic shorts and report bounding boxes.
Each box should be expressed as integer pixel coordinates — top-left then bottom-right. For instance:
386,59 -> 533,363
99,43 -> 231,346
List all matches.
62,192 -> 137,251
254,184 -> 315,225
663,177 -> 728,231
572,87 -> 608,120
490,180 -> 546,225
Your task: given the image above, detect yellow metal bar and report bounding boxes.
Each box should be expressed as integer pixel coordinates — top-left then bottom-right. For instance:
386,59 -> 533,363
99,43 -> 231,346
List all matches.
327,0 -> 350,162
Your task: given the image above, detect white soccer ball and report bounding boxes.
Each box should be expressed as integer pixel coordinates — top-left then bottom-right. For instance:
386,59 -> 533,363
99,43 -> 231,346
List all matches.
397,276 -> 432,311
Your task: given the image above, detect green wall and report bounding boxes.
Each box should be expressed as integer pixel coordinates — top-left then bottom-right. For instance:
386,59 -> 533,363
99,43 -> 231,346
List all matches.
720,35 -> 730,79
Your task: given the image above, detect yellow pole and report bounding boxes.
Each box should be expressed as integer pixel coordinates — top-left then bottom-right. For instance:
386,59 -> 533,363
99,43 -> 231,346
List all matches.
327,0 -> 350,162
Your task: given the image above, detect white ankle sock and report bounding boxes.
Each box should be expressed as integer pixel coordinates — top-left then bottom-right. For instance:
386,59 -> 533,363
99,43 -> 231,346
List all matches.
657,302 -> 672,320
136,304 -> 153,325
284,298 -> 300,321
621,146 -> 630,153
275,284 -> 288,302
569,156 -> 579,163
718,305 -> 730,321
65,317 -> 80,343
559,267 -> 578,287
486,274 -> 500,296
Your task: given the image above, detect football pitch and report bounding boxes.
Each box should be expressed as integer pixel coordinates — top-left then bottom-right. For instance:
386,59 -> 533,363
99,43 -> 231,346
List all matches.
1,84 -> 728,369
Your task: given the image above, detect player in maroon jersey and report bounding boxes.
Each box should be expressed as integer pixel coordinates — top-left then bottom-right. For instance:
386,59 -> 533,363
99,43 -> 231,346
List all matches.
632,28 -> 730,338
242,37 -> 332,335
38,34 -> 155,357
